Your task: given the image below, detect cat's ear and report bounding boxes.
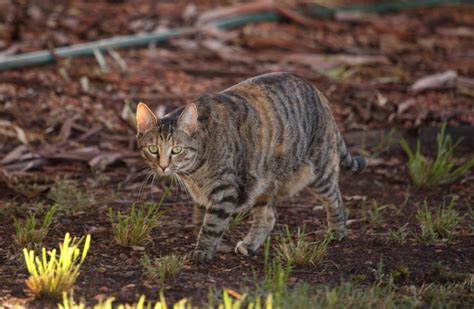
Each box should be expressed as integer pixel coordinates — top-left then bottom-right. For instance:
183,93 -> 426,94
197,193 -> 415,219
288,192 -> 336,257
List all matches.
136,102 -> 158,134
177,103 -> 198,135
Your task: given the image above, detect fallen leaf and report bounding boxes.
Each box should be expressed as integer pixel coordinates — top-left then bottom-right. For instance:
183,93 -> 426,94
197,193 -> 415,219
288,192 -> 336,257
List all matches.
226,289 -> 242,300
410,70 -> 457,93
436,27 -> 474,38
89,152 -> 123,169
344,195 -> 367,202
0,120 -> 29,145
1,145 -> 28,164
397,98 -> 416,114
456,76 -> 474,97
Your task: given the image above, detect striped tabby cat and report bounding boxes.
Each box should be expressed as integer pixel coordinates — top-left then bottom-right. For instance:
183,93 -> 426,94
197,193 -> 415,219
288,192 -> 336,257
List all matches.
136,72 -> 365,263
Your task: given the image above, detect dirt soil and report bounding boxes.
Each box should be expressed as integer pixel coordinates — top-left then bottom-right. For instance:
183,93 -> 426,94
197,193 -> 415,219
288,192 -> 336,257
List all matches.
0,0 -> 473,307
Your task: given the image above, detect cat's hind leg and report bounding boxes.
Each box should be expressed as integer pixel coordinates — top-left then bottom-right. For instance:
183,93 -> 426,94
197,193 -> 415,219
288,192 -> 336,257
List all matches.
313,181 -> 347,240
235,195 -> 277,256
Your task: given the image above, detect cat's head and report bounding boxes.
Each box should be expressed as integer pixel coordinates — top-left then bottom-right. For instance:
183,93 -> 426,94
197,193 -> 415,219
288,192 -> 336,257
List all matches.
136,102 -> 199,176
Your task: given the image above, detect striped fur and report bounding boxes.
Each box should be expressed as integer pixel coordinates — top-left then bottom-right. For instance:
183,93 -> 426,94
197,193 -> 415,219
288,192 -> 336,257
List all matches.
136,72 -> 365,263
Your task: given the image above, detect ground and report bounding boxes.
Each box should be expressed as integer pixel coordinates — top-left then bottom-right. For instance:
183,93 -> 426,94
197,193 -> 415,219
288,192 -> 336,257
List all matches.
0,0 -> 473,307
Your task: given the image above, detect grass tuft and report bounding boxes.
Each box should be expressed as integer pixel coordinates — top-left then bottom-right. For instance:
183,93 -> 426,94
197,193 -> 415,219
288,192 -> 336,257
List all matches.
14,205 -> 57,248
388,224 -> 409,245
275,226 -> 329,266
58,291 -> 85,309
416,198 -> 460,243
218,290 -> 273,309
362,200 -> 387,226
48,178 -> 95,214
58,275 -> 474,309
419,276 -> 474,308
371,128 -> 398,157
109,190 -> 168,247
226,210 -> 251,232
3,175 -> 46,199
140,254 -> 187,285
400,123 -> 474,187
60,290 -> 273,309
23,233 -> 91,299
254,238 -> 292,305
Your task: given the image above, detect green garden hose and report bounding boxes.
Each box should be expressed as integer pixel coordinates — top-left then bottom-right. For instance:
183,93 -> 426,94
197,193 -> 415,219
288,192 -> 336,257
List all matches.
0,0 -> 472,71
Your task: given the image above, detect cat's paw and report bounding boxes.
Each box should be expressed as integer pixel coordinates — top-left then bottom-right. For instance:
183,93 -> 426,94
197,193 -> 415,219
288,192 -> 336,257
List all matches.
234,241 -> 256,256
191,249 -> 213,264
328,226 -> 347,241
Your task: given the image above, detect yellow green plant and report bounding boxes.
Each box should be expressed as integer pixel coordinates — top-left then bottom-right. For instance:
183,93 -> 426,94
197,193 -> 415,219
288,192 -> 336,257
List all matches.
14,205 -> 57,248
23,233 -> 91,299
218,290 -> 273,309
60,292 -> 192,309
59,291 -> 273,309
109,190 -> 168,247
275,226 -> 329,266
58,291 -> 85,309
258,238 -> 292,303
400,124 -> 474,187
141,254 -> 188,285
416,198 -> 460,243
227,210 -> 251,232
48,178 -> 95,214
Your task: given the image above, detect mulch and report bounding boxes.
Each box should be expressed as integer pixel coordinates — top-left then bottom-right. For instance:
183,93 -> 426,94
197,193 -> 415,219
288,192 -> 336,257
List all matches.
0,0 -> 473,307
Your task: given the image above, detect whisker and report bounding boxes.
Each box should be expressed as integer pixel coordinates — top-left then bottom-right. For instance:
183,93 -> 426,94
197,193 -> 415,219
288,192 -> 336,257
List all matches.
176,174 -> 192,204
118,168 -> 151,193
170,175 -> 178,201
137,171 -> 153,203
150,173 -> 157,200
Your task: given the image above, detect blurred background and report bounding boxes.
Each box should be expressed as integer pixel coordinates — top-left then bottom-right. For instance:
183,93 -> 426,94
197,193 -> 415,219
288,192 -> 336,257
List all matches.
1,0 -> 473,168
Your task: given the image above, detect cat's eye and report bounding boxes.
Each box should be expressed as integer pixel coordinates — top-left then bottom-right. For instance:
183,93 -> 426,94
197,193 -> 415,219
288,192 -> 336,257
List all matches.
171,146 -> 183,155
148,145 -> 159,154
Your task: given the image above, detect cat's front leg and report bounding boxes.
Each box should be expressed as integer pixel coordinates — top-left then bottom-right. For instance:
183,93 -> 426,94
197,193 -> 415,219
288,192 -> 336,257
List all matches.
192,206 -> 233,263
193,204 -> 206,236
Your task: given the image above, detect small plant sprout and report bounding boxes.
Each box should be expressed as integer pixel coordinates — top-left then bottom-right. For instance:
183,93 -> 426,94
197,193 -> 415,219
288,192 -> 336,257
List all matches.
276,226 -> 329,266
400,123 -> 474,187
258,238 -> 292,302
388,224 -> 409,245
362,200 -> 387,226
372,128 -> 398,157
218,290 -> 273,309
390,266 -> 410,282
23,233 -> 91,299
58,291 -> 85,309
4,175 -> 46,199
109,191 -> 168,247
226,210 -> 251,232
48,178 -> 95,214
416,198 -> 460,243
14,205 -> 57,248
141,254 -> 188,285
59,292 -> 238,309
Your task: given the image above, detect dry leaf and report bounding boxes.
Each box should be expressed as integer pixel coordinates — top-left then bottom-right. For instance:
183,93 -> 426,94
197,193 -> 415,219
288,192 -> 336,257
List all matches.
0,120 -> 29,145
226,289 -> 242,300
410,70 -> 457,93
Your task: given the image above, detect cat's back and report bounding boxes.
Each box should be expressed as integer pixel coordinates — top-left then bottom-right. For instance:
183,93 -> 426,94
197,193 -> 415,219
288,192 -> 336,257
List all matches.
220,72 -> 328,121
194,73 -> 336,173
226,71 -> 310,91
211,72 -> 331,134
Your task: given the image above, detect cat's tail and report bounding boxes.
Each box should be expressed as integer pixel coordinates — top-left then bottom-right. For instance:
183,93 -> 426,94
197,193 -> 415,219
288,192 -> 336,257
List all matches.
337,132 -> 366,175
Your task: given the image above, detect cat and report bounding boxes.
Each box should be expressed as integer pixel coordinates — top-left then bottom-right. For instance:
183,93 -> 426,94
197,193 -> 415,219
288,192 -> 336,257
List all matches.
136,72 -> 365,263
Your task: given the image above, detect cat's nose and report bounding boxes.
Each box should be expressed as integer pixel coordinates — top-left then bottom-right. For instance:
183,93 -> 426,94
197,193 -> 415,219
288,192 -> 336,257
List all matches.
159,164 -> 168,172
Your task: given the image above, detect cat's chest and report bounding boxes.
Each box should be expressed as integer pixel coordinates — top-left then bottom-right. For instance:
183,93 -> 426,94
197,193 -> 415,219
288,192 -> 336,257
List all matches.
180,176 -> 209,206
